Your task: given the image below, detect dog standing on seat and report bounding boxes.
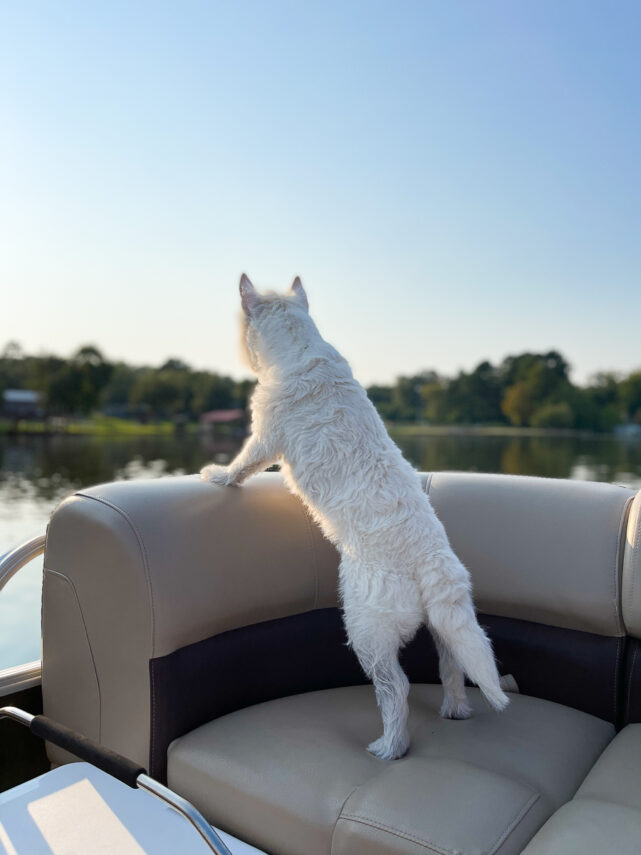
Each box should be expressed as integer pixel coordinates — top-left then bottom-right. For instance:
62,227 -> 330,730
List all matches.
201,275 -> 508,760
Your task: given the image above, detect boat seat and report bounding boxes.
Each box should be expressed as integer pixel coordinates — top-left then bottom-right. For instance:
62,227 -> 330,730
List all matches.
41,471 -> 640,854
521,724 -> 641,855
168,685 -> 613,855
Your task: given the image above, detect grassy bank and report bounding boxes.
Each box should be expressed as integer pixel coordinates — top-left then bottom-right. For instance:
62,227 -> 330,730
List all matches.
386,423 -> 604,439
0,417 -> 611,440
0,417 -> 180,436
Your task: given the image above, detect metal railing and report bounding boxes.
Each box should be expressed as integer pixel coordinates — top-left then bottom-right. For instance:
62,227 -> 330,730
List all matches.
0,534 -> 46,594
0,535 -> 46,692
0,706 -> 233,855
0,543 -> 233,853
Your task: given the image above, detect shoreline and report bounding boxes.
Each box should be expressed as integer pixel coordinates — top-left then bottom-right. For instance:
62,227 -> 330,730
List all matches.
0,418 -> 626,440
386,424 -> 610,440
0,417 -> 187,437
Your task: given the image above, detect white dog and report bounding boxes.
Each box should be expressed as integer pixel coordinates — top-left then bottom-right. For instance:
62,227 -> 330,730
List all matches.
201,275 -> 508,760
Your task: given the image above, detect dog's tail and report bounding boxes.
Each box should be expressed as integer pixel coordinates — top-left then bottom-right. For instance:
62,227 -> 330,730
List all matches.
418,558 -> 509,711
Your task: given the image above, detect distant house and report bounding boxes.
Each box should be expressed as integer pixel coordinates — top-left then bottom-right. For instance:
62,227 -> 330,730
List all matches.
199,408 -> 246,435
199,408 -> 245,425
2,389 -> 42,419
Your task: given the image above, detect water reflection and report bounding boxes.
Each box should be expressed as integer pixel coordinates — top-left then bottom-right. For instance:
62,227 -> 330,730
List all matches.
0,433 -> 242,502
2,430 -> 641,551
393,432 -> 641,486
0,431 -> 640,669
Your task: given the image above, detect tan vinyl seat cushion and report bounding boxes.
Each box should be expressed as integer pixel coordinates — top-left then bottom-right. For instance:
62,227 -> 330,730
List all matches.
522,724 -> 641,855
167,685 -> 614,855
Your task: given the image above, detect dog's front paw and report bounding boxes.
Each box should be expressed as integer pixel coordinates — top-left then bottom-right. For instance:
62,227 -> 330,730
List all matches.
366,732 -> 409,761
200,464 -> 231,487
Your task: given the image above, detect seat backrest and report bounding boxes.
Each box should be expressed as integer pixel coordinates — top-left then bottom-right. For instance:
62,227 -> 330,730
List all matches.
426,472 -> 636,734
426,472 -> 632,637
42,471 -> 636,780
42,473 -> 338,775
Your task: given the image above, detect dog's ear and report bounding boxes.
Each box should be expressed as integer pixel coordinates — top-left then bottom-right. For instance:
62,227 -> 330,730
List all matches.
240,274 -> 261,315
290,276 -> 309,312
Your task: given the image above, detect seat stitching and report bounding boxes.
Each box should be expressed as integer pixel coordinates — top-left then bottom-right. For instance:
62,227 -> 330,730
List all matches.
487,793 -> 540,855
338,814 -> 454,854
74,492 -> 157,772
76,492 -> 156,656
340,789 -> 540,855
330,786 -> 359,854
44,568 -> 102,742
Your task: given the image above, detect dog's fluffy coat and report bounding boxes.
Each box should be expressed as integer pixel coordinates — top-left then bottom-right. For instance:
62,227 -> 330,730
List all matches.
201,275 -> 508,760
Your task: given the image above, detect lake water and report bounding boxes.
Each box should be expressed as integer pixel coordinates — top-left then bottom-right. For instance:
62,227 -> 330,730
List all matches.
1,431 -> 641,671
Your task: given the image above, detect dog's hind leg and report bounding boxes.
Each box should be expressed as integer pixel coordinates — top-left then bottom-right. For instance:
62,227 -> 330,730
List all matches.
356,639 -> 411,761
341,567 -> 421,760
426,588 -> 508,711
431,630 -> 472,720
418,550 -> 508,712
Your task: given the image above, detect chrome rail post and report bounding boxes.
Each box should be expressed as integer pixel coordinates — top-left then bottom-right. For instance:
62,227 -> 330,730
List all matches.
0,705 -> 234,855
0,706 -> 35,726
0,536 -> 46,691
136,774 -> 234,855
0,535 -> 46,594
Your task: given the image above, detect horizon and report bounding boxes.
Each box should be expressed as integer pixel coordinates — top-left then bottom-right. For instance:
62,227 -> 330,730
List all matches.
2,1 -> 640,387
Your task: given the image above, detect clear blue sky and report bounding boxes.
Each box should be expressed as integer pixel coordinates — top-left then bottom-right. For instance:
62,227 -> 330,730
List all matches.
1,1 -> 639,385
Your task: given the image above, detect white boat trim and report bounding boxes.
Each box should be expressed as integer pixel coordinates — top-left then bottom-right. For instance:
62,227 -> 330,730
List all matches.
0,660 -> 42,697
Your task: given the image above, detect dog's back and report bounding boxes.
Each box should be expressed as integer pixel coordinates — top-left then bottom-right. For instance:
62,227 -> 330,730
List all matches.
267,353 -> 437,566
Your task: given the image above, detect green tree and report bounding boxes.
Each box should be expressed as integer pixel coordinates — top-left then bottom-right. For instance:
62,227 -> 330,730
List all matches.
500,352 -> 573,427
0,341 -> 30,393
70,346 -> 113,413
419,377 -> 448,424
583,373 -> 623,431
501,381 -> 537,426
101,363 -> 140,413
391,375 -> 425,421
620,371 -> 641,424
189,371 -> 236,416
367,384 -> 395,419
442,361 -> 504,424
160,358 -> 191,372
500,351 -> 570,394
129,369 -> 189,418
531,402 -> 574,429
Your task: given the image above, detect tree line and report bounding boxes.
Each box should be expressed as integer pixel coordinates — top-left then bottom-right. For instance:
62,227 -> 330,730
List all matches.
0,342 -> 254,420
2,342 -> 640,431
368,351 -> 641,431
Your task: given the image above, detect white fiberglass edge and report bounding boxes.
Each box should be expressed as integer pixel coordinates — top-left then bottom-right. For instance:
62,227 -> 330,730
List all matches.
0,535 -> 45,694
0,660 -> 41,697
